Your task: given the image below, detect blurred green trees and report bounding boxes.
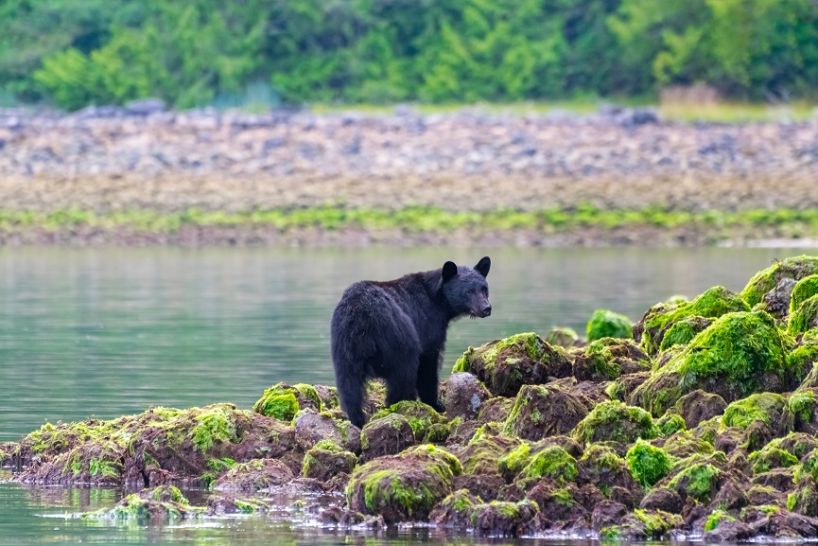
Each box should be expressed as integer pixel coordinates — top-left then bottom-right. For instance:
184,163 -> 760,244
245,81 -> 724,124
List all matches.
1,0 -> 815,109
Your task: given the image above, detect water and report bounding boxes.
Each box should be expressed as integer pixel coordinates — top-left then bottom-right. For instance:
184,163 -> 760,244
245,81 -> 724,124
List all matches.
0,246 -> 811,544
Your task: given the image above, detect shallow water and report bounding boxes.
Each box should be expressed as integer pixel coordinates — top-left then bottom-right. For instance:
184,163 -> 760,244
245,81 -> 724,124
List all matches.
0,245 -> 812,544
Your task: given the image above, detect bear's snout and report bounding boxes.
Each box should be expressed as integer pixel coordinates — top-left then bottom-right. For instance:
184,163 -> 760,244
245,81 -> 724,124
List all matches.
478,304 -> 492,317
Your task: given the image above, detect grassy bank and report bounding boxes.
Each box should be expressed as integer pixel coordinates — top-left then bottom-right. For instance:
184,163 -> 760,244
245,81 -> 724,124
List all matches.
2,206 -> 818,241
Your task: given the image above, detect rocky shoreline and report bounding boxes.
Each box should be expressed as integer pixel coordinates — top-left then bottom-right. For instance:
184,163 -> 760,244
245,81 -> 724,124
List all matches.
5,256 -> 818,539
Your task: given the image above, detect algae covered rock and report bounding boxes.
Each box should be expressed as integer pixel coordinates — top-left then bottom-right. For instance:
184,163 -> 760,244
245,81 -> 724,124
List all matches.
360,413 -> 416,460
453,333 -> 571,396
672,390 -> 727,428
639,286 -> 749,355
518,445 -> 578,483
631,311 -> 794,415
301,440 -> 357,481
659,316 -> 713,351
294,409 -> 360,452
212,458 -> 294,492
586,309 -> 633,342
470,499 -> 539,537
502,384 -> 589,441
84,485 -> 204,522
571,401 -> 658,444
253,383 -> 321,421
791,275 -> 818,314
721,392 -> 793,439
576,444 -> 639,492
346,444 -> 462,523
742,255 -> 818,307
626,439 -> 672,487
573,337 -> 650,381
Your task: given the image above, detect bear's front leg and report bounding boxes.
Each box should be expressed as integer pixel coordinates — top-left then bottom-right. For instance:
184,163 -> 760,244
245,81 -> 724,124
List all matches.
417,353 -> 445,413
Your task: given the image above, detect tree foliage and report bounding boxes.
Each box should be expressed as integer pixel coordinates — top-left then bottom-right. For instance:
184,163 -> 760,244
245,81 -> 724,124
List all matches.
1,0 -> 815,109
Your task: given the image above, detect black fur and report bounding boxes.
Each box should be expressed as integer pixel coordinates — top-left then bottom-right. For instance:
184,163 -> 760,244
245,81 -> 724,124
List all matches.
331,257 -> 492,428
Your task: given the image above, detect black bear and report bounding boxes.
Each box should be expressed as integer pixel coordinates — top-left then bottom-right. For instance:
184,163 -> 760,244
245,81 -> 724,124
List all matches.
331,257 -> 492,428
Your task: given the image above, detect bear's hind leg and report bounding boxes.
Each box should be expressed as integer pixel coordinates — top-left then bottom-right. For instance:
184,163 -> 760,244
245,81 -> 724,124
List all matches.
383,349 -> 419,407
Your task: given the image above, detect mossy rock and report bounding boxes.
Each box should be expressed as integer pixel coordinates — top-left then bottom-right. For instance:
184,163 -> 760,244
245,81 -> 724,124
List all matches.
601,508 -> 682,540
452,333 -> 572,397
787,477 -> 818,517
470,499 -> 539,537
577,444 -> 638,492
631,311 -> 795,415
749,445 -> 799,475
370,401 -> 446,440
571,401 -> 658,445
742,255 -> 818,307
626,439 -> 671,487
212,458 -> 294,492
573,338 -> 650,381
345,444 -> 461,523
791,275 -> 818,313
789,295 -> 818,336
302,440 -> 358,481
442,372 -> 490,420
253,383 -> 321,421
502,384 -> 589,441
656,413 -> 686,436
586,309 -> 633,342
640,286 -> 749,355
459,433 -> 520,476
293,409 -> 360,452
429,489 -> 481,528
788,390 -> 818,432
83,485 -> 204,522
658,316 -> 713,351
518,445 -> 578,483
605,372 -> 650,402
661,430 -> 715,459
791,343 -> 818,391
704,508 -> 738,532
544,326 -> 579,348
667,461 -> 722,502
360,413 -> 416,460
721,392 -> 793,437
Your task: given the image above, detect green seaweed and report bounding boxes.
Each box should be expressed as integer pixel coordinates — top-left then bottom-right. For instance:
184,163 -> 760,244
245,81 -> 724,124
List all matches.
704,509 -> 736,532
520,445 -> 578,483
743,256 -> 818,307
790,295 -> 818,335
626,439 -> 672,487
571,401 -> 658,444
587,309 -> 633,342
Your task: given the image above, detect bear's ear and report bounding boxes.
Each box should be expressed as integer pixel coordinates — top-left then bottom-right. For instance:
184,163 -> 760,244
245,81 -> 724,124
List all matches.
442,261 -> 458,283
474,256 -> 491,277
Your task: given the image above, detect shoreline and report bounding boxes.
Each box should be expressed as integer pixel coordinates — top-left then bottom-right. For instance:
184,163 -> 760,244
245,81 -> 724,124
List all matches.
0,206 -> 817,247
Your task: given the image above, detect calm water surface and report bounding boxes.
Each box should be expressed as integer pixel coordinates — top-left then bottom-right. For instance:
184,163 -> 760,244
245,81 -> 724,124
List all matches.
0,246 -> 811,544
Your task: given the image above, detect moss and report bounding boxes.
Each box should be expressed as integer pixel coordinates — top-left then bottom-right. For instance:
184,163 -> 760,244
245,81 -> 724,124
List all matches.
788,390 -> 816,427
791,275 -> 818,313
662,430 -> 715,458
579,338 -> 649,380
632,509 -> 683,537
461,433 -> 517,475
795,450 -> 818,482
749,446 -> 799,474
520,445 -> 578,483
544,326 -> 579,347
790,349 -> 818,387
656,413 -> 686,436
743,256 -> 818,307
190,406 -> 237,452
302,440 -> 357,479
571,401 -> 658,444
704,509 -> 736,532
668,462 -> 721,501
790,295 -> 818,335
626,439 -> 672,487
633,311 -> 793,415
150,485 -> 188,505
587,309 -> 633,342
659,316 -> 711,351
252,383 -> 301,421
371,401 -> 446,439
721,392 -> 787,429
498,443 -> 531,480
641,286 -> 749,354
454,332 -> 543,374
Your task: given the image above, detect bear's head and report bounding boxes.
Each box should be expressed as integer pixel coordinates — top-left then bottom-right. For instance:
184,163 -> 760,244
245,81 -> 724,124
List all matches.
441,256 -> 492,318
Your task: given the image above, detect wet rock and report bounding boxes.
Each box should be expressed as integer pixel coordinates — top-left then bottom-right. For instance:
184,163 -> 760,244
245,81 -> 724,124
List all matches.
476,396 -> 514,424
370,401 -> 447,442
346,444 -> 461,523
722,392 -> 793,439
471,499 -> 539,537
672,390 -> 727,428
526,481 -> 588,527
742,256 -> 818,308
459,433 -> 519,476
544,326 -> 579,348
294,409 -> 360,452
453,333 -> 572,396
601,509 -> 682,540
711,477 -> 749,510
744,508 -> 818,539
704,519 -> 754,542
789,295 -> 818,335
452,473 -> 505,502
443,373 -> 491,420
360,413 -> 416,460
502,384 -> 589,441
301,440 -> 357,482
84,485 -> 203,522
212,458 -> 293,492
761,278 -> 798,320
752,467 -> 797,492
592,500 -> 628,530
640,487 -> 683,513
577,444 -> 639,492
430,489 -> 480,528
